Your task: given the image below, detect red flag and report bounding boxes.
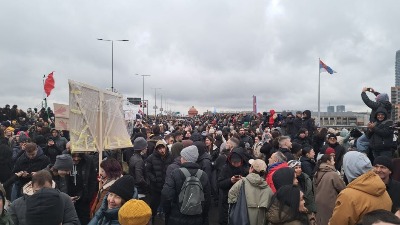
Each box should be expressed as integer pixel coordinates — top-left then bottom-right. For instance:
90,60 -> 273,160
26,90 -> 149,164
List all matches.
44,72 -> 55,97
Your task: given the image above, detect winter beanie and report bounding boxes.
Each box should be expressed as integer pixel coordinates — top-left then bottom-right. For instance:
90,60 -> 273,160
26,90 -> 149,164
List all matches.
26,188 -> 63,225
133,137 -> 148,151
53,154 -> 73,171
376,93 -> 389,102
343,151 -> 372,183
109,175 -> 136,202
373,156 -> 393,172
118,199 -> 152,225
180,145 -> 199,163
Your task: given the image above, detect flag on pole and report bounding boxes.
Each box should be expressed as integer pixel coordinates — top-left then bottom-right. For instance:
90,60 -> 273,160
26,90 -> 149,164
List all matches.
44,72 -> 55,97
319,60 -> 337,74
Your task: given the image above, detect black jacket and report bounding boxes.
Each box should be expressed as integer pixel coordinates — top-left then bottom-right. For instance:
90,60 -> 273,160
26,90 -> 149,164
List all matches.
387,178 -> 400,213
300,156 -> 316,178
361,92 -> 392,122
129,152 -> 148,193
67,154 -> 98,203
162,162 -> 211,225
293,137 -> 312,149
278,148 -> 295,162
366,107 -> 395,152
320,143 -> 346,171
0,144 -> 13,183
146,135 -> 163,157
301,110 -> 315,138
44,144 -> 62,164
145,149 -> 173,192
13,148 -> 50,186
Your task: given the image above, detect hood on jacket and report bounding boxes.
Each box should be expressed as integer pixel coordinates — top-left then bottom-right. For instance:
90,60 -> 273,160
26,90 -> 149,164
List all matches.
340,129 -> 349,137
376,93 -> 389,103
246,173 -> 268,189
314,163 -> 336,186
375,106 -> 389,121
347,171 -> 387,197
227,147 -> 247,164
303,110 -> 311,119
193,141 -> 207,156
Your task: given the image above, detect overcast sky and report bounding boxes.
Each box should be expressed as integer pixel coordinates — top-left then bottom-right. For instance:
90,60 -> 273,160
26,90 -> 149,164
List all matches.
1,0 -> 399,115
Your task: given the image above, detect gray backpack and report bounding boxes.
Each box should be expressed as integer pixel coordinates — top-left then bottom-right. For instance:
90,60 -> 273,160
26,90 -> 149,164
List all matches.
178,168 -> 205,215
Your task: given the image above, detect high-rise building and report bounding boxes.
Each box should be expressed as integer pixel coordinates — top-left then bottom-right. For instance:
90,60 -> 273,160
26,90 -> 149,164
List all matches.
336,105 -> 345,112
396,50 -> 400,86
327,106 -> 334,112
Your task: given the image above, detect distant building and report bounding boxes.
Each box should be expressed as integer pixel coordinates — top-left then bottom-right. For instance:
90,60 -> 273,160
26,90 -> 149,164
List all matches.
336,105 -> 345,112
327,106 -> 335,112
396,50 -> 400,86
391,87 -> 400,121
188,106 -> 198,117
311,111 -> 369,126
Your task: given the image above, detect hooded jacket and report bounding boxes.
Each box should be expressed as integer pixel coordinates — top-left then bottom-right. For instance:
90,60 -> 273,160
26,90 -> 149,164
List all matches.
301,110 -> 315,138
328,171 -> 392,225
361,91 -> 392,122
162,162 -> 211,225
266,162 -> 288,193
313,163 -> 345,225
228,173 -> 273,225
366,107 -> 395,152
217,148 -> 249,225
145,142 -> 173,192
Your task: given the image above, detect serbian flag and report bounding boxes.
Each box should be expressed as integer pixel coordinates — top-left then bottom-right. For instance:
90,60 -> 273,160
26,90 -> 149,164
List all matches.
319,60 -> 337,74
44,72 -> 55,97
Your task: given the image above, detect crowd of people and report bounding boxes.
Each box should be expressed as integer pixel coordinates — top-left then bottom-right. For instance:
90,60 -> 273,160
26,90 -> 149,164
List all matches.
0,87 -> 399,225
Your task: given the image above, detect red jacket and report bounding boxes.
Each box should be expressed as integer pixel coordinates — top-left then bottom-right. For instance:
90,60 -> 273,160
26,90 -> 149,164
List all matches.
266,162 -> 288,193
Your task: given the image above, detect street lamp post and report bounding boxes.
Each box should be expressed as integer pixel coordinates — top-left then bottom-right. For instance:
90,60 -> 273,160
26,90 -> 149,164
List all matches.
97,38 -> 129,92
152,88 -> 161,117
136,74 -> 151,117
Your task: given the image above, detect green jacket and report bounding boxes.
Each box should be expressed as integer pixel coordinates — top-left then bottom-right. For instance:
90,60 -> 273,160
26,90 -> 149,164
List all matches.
228,173 -> 273,225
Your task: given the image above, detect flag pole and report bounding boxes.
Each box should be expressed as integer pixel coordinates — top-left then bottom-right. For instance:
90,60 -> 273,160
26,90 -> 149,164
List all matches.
318,58 -> 321,126
42,74 -> 47,109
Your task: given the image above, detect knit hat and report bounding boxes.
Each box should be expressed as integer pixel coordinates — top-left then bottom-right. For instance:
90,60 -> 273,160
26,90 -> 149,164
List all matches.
249,159 -> 267,172
343,151 -> 372,183
109,175 -> 136,202
180,145 -> 199,163
325,147 -> 336,155
373,156 -> 393,172
118,199 -> 152,225
273,167 -> 295,191
133,137 -> 148,151
155,140 -> 167,149
287,160 -> 301,168
53,154 -> 73,171
26,188 -> 63,225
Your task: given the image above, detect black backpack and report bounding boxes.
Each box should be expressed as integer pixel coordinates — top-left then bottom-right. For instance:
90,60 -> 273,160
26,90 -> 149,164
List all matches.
178,168 -> 205,215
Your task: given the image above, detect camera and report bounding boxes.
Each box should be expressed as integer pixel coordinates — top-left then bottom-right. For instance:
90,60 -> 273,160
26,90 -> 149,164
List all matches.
367,88 -> 372,92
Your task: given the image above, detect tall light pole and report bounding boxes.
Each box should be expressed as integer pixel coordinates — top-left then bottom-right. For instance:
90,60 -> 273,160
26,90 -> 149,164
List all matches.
152,88 -> 161,117
136,74 -> 151,117
97,38 -> 129,92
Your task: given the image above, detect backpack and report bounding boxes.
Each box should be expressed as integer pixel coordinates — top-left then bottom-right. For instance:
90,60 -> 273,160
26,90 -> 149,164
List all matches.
178,168 -> 205,215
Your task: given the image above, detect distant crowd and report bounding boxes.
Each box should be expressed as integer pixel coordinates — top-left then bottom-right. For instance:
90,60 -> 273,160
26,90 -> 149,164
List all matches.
0,87 -> 399,225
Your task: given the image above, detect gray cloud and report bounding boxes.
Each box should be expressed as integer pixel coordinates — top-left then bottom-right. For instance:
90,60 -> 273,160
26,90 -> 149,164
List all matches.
1,0 -> 399,115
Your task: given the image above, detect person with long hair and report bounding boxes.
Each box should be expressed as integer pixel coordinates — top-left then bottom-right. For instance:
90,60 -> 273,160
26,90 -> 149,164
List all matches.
90,158 -> 122,218
266,185 -> 308,224
313,154 -> 345,225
